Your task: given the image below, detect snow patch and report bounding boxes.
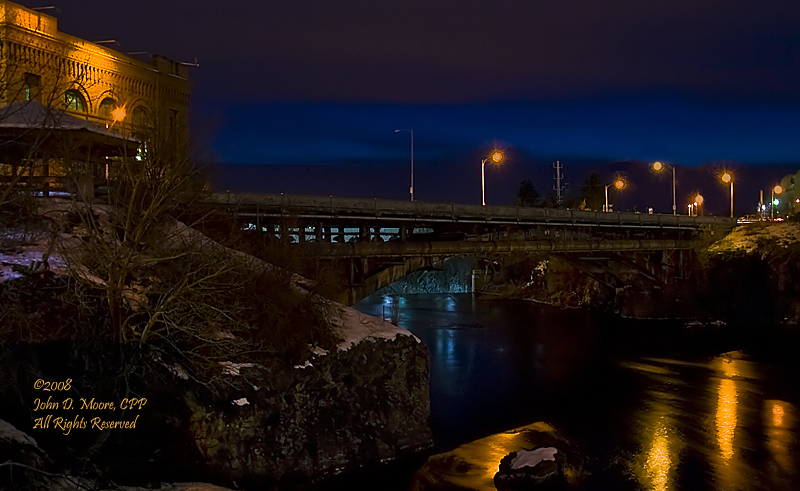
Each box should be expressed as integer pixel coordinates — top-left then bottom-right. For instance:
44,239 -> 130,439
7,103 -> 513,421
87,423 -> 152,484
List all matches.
170,483 -> 238,491
231,398 -> 249,406
0,419 -> 40,448
167,364 -> 190,380
219,362 -> 254,376
0,244 -> 69,283
336,308 -> 418,351
294,360 -> 312,369
310,345 -> 328,356
510,447 -> 558,469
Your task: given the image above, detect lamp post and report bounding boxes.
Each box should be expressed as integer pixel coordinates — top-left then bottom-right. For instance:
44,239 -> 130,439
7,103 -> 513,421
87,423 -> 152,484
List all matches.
481,150 -> 504,206
604,178 -> 626,212
108,105 -> 127,180
652,161 -> 676,215
694,194 -> 704,216
772,185 -> 783,220
112,106 -> 126,124
394,129 -> 414,201
721,172 -> 734,217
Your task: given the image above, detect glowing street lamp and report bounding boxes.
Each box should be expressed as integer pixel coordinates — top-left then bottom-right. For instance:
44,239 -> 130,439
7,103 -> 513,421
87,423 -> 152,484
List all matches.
772,185 -> 783,220
604,178 -> 626,212
394,129 -> 414,201
652,161 -> 677,215
111,106 -> 126,123
693,194 -> 704,216
481,150 -> 504,206
721,172 -> 734,217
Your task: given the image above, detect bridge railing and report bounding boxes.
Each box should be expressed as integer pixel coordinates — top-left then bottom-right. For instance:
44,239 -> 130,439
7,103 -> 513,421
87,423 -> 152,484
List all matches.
212,192 -> 737,231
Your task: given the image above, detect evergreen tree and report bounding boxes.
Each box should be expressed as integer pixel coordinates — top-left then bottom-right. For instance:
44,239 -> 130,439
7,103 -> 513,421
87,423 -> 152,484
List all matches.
581,172 -> 605,211
515,178 -> 541,207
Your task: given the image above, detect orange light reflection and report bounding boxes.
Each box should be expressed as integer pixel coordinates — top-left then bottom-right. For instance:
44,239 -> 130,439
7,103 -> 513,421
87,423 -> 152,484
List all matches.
716,378 -> 738,461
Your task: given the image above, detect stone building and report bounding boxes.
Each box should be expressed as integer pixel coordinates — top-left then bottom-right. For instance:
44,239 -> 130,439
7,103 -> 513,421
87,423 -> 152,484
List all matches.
0,0 -> 190,137
0,0 -> 191,195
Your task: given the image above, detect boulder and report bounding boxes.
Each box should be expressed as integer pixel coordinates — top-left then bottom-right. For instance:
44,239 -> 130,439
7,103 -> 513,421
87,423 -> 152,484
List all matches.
185,308 -> 432,483
0,418 -> 48,469
494,447 -> 566,490
411,422 -> 586,491
0,419 -> 235,491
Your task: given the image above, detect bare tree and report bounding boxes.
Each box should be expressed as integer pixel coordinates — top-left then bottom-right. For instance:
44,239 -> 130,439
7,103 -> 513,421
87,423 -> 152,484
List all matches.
48,114 -> 340,384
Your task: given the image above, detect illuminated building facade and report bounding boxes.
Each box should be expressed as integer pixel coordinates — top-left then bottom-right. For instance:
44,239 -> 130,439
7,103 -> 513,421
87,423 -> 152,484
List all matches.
0,0 -> 190,142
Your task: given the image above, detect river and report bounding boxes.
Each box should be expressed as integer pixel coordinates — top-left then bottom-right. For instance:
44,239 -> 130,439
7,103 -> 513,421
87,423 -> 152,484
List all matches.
336,293 -> 800,491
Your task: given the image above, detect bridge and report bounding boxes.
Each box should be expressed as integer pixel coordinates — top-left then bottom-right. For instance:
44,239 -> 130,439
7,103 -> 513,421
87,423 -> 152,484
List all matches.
210,192 -> 737,304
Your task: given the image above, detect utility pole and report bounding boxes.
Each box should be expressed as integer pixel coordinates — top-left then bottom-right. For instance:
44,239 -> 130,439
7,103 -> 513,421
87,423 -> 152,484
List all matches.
553,161 -> 565,207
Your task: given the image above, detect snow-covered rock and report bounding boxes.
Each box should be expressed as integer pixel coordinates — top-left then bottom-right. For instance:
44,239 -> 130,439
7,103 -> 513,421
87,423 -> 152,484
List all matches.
0,419 -> 47,469
510,447 -> 558,469
412,422 -> 586,491
185,310 -> 431,482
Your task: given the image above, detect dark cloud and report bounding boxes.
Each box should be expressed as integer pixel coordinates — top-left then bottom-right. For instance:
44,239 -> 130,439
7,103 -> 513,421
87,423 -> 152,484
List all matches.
45,0 -> 800,104
30,0 -> 800,177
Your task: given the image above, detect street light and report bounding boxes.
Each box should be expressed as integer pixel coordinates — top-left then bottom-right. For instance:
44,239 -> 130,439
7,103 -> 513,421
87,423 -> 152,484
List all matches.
721,172 -> 734,217
111,106 -> 126,123
772,185 -> 783,220
481,150 -> 504,206
604,178 -> 626,212
394,129 -> 414,201
693,193 -> 704,216
652,161 -> 677,215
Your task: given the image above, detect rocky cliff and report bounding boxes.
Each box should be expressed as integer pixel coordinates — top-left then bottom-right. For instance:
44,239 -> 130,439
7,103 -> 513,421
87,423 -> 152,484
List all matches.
185,308 -> 431,484
479,221 -> 800,322
0,200 -> 432,489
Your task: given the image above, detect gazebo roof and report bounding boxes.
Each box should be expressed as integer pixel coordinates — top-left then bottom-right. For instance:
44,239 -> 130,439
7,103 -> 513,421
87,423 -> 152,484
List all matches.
0,100 -> 138,160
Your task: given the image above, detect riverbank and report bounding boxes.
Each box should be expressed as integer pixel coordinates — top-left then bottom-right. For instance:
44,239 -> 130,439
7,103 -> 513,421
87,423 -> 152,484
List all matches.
479,221 -> 800,323
0,200 -> 432,490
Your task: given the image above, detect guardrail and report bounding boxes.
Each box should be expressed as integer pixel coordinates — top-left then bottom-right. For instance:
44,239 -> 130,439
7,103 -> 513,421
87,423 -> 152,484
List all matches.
210,192 -> 737,231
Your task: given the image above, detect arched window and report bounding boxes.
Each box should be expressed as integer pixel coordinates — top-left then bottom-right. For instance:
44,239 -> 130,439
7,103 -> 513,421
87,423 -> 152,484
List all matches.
98,97 -> 117,119
64,89 -> 86,112
132,106 -> 148,127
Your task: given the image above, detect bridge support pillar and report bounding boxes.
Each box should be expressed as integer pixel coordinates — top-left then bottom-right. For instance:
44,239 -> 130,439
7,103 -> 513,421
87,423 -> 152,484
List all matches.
280,219 -> 289,245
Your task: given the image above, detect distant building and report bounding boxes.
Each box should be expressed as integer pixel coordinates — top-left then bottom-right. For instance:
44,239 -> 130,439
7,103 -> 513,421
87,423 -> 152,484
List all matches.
0,0 -> 190,137
0,0 -> 192,196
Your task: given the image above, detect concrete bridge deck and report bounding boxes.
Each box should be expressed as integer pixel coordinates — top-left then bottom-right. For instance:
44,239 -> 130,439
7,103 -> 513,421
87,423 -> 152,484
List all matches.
210,192 -> 737,233
208,192 -> 736,303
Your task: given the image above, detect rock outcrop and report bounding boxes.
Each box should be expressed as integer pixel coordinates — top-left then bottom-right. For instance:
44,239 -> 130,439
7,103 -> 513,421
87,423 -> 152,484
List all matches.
478,221 -> 800,321
0,200 -> 432,488
410,422 -> 587,491
185,308 -> 432,483
0,417 -> 236,490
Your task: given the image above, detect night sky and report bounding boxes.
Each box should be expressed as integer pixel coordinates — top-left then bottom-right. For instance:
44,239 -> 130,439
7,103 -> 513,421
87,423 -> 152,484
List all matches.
40,0 -> 800,213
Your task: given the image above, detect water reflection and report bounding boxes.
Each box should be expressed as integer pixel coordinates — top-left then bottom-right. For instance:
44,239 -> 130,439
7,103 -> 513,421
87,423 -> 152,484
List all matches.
645,422 -> 672,491
631,388 -> 683,491
710,353 -> 750,491
716,378 -> 738,462
625,353 -> 761,491
350,294 -> 800,491
764,399 -> 797,488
